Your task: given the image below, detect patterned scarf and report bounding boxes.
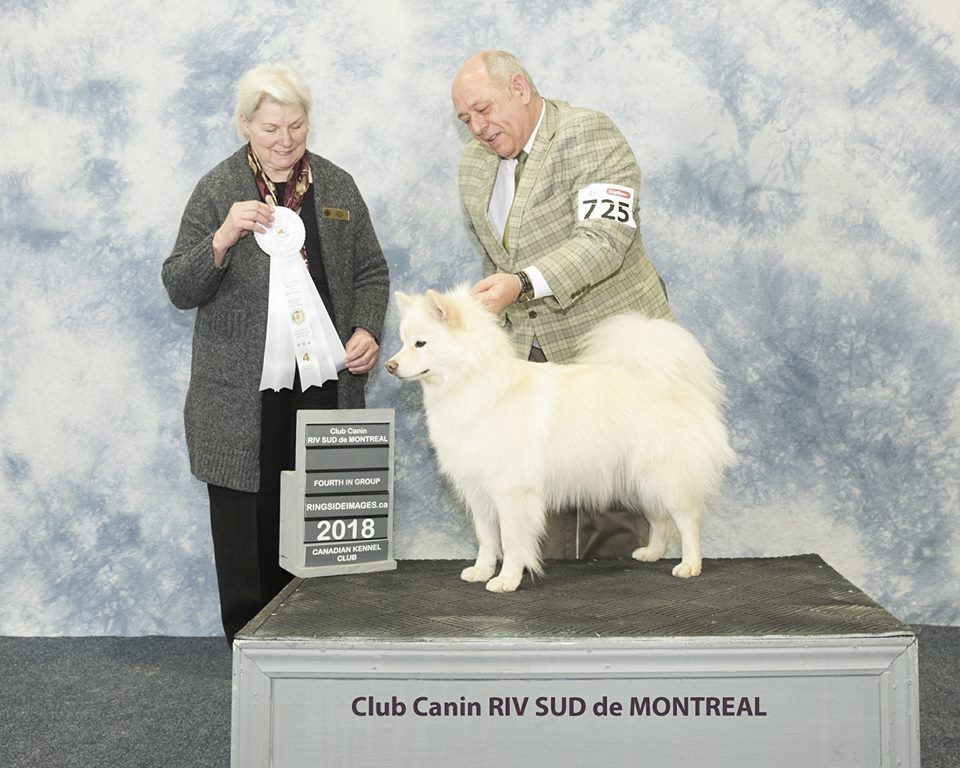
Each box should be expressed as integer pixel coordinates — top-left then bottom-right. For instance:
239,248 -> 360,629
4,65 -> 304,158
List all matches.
246,143 -> 313,262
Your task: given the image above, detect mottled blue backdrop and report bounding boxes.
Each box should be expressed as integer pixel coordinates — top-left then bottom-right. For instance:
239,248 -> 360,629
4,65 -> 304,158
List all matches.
2,0 -> 958,634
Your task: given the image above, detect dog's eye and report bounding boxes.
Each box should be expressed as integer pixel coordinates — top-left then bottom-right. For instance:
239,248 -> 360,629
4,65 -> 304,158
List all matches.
414,340 -> 427,348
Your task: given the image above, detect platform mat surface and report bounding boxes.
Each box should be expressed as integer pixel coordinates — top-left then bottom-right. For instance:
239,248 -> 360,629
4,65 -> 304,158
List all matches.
239,555 -> 911,641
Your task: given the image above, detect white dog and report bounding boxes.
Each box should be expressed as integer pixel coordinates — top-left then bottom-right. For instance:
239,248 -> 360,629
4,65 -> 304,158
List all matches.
386,287 -> 734,593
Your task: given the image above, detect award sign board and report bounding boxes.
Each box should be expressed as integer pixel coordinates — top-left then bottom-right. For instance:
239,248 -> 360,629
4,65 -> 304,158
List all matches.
279,408 -> 397,577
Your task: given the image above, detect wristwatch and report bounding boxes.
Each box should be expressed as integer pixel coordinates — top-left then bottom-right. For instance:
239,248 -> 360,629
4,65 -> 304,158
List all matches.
514,270 -> 535,302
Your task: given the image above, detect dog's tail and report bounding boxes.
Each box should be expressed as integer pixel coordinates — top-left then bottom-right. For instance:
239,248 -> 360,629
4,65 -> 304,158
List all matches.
576,313 -> 726,406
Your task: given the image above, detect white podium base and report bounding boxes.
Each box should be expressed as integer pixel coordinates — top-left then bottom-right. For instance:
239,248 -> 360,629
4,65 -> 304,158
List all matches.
232,557 -> 919,767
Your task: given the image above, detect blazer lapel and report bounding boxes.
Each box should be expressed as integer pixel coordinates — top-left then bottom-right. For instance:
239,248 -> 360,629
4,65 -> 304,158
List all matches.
470,152 -> 502,250
507,99 -> 561,248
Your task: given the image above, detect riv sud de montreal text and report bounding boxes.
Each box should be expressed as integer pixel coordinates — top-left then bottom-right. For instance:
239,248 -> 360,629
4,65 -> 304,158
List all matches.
351,694 -> 768,719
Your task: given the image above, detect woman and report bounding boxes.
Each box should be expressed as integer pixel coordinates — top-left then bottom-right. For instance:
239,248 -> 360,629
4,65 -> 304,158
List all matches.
162,63 -> 389,644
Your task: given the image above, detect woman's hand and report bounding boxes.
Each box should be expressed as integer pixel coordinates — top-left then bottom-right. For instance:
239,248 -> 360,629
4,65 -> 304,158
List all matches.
211,201 -> 275,266
344,327 -> 380,374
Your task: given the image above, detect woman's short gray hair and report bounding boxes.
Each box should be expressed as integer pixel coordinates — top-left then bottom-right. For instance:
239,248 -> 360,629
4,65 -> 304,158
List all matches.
482,50 -> 539,97
234,63 -> 312,137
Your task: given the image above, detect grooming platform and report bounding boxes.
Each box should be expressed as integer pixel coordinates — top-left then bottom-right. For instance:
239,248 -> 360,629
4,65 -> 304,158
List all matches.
231,555 -> 919,767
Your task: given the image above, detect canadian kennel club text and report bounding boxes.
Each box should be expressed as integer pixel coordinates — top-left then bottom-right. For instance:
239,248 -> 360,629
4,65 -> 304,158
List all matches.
351,695 -> 768,718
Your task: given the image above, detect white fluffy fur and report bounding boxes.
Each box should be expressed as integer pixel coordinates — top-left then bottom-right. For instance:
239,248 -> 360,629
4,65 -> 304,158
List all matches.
386,286 -> 735,593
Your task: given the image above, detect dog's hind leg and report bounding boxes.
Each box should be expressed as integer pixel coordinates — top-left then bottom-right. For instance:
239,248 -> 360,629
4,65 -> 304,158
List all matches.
485,492 -> 545,593
461,504 -> 501,583
671,509 -> 703,578
631,504 -> 669,563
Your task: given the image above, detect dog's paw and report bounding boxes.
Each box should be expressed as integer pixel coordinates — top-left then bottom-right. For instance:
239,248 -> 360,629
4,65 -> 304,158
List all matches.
461,565 -> 496,583
631,546 -> 662,563
672,560 -> 702,578
485,575 -> 521,593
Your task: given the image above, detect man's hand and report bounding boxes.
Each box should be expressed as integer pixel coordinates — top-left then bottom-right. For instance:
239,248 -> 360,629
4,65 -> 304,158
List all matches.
471,273 -> 522,313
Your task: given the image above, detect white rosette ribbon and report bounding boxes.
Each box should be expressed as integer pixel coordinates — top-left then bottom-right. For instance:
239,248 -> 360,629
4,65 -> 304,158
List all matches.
256,206 -> 346,391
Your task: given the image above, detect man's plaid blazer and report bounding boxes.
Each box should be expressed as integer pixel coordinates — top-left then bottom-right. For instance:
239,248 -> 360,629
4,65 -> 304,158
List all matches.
458,99 -> 673,363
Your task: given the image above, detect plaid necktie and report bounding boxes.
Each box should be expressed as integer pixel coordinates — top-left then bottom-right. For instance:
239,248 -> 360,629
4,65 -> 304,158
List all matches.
503,150 -> 529,249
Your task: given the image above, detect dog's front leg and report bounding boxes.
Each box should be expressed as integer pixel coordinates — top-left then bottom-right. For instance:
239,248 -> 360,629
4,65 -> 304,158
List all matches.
461,500 -> 501,583
485,491 -> 544,593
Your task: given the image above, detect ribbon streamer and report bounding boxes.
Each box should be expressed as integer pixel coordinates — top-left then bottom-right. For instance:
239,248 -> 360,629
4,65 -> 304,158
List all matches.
256,207 -> 346,391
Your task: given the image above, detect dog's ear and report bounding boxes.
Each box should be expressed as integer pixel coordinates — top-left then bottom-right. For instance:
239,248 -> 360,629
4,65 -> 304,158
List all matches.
426,289 -> 463,329
394,291 -> 414,315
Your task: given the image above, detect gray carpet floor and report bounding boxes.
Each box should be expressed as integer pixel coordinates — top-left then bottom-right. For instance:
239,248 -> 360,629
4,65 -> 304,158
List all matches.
1,636 -> 231,768
1,626 -> 956,767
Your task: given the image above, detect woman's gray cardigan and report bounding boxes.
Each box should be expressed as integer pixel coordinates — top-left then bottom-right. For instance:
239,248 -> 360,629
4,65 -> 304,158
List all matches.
162,147 -> 389,492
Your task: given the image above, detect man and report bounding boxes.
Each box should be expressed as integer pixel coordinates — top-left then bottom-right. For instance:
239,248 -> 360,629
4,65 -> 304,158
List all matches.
452,50 -> 673,559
